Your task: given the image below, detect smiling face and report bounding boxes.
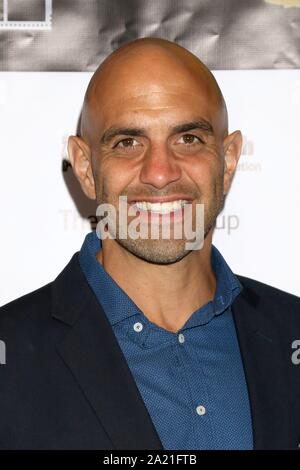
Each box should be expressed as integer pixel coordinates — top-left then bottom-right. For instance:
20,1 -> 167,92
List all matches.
69,39 -> 242,264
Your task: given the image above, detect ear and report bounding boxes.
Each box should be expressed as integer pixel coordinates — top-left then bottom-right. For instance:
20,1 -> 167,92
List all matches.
222,130 -> 243,195
67,136 -> 96,200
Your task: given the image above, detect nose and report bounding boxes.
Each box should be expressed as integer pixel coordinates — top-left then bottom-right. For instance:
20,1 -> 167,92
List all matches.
139,144 -> 182,189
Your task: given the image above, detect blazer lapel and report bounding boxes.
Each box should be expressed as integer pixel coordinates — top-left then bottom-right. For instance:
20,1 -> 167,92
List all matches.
232,280 -> 293,449
52,254 -> 163,450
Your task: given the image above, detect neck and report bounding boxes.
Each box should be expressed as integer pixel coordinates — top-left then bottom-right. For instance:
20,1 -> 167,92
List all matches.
96,230 -> 216,333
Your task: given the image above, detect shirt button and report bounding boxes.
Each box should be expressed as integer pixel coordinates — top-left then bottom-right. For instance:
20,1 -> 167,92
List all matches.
196,405 -> 206,416
178,333 -> 185,344
133,322 -> 143,333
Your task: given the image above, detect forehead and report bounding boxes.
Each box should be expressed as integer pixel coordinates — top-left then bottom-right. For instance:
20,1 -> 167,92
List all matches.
84,49 -> 224,137
91,85 -> 220,132
99,89 -> 214,130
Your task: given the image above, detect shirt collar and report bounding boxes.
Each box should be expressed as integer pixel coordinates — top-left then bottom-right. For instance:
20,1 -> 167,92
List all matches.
79,231 -> 242,329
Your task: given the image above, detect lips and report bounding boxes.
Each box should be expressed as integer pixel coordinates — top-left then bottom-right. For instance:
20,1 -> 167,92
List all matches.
129,194 -> 194,203
133,199 -> 190,214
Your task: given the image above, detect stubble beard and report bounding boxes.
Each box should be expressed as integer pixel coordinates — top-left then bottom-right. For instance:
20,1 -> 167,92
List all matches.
97,190 -> 225,265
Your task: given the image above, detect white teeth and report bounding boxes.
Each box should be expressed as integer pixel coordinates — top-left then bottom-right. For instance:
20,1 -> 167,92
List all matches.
134,199 -> 189,214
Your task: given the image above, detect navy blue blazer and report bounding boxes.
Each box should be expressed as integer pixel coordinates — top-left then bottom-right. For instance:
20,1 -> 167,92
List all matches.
0,253 -> 299,449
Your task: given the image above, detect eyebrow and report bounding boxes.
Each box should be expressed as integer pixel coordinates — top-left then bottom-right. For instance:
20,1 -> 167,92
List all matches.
100,119 -> 214,144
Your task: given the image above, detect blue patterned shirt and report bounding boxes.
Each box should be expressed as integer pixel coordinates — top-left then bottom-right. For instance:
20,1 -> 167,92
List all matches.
79,231 -> 253,450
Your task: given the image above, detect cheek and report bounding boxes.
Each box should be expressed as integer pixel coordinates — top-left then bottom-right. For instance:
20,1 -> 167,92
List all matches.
183,150 -> 223,193
93,154 -> 139,201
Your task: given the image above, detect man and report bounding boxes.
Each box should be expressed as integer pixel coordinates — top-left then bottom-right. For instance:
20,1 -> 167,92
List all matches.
0,38 -> 299,450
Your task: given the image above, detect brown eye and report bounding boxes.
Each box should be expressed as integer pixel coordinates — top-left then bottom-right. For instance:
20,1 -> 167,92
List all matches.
178,134 -> 203,145
115,138 -> 137,148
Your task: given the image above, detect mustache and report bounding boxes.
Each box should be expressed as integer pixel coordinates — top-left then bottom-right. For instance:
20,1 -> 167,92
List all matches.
120,185 -> 200,200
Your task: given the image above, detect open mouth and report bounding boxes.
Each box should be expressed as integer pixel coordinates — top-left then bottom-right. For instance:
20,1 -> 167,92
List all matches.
132,199 -> 191,215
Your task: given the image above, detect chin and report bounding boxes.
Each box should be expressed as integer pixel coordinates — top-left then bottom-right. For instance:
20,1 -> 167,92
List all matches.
116,238 -> 191,265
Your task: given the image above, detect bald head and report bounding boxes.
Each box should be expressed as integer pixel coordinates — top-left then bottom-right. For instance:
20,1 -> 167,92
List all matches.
80,38 -> 228,143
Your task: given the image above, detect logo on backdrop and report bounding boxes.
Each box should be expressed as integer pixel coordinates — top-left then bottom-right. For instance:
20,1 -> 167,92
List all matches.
0,0 -> 52,30
237,135 -> 262,173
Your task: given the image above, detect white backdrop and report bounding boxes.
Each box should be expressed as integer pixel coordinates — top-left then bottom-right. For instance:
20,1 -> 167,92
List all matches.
0,69 -> 299,306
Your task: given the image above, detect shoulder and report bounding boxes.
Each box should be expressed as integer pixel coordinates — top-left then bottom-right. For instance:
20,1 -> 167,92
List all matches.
236,274 -> 300,306
0,282 -> 52,320
0,282 -> 55,346
0,253 -> 81,325
0,252 -> 84,343
236,273 -> 300,330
